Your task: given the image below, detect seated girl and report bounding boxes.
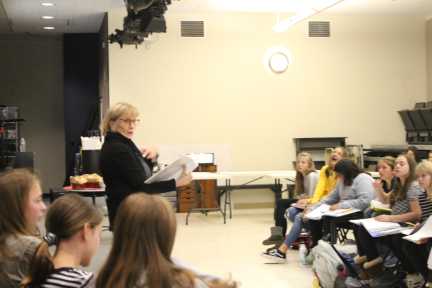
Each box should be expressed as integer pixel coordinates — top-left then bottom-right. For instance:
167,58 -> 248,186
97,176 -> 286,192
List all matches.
96,193 -> 236,288
352,154 -> 423,281
307,159 -> 374,247
262,152 -> 319,245
21,194 -> 103,288
0,169 -> 46,287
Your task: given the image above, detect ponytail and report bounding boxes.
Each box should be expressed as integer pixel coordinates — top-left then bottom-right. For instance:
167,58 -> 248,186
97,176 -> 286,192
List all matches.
21,240 -> 54,287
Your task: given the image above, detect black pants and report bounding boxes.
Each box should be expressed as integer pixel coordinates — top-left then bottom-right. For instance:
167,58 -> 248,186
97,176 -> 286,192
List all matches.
274,198 -> 297,235
309,212 -> 363,247
400,239 -> 431,278
353,225 -> 411,268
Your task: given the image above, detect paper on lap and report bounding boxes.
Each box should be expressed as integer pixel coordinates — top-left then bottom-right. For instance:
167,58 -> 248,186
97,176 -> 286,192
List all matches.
350,218 -> 409,238
403,216 -> 432,243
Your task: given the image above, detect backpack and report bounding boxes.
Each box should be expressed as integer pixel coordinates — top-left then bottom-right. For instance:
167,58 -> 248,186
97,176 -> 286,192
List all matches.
311,240 -> 344,288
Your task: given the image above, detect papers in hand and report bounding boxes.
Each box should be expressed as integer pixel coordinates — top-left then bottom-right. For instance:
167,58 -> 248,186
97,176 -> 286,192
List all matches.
145,156 -> 198,184
403,216 -> 432,243
350,218 -> 409,238
304,204 -> 360,220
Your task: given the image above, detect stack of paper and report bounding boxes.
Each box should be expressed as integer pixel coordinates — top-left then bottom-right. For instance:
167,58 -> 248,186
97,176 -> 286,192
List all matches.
145,156 -> 198,184
305,204 -> 330,220
403,216 -> 432,243
350,218 -> 409,238
305,204 -> 360,220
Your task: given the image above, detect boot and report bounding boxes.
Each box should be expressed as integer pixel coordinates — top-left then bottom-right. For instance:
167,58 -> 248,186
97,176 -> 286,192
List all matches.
262,226 -> 284,245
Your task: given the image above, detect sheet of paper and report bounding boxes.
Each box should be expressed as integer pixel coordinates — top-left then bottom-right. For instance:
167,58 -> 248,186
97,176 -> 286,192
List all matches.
350,218 -> 404,238
145,156 -> 198,184
403,216 -> 432,243
324,208 -> 360,218
304,204 -> 330,220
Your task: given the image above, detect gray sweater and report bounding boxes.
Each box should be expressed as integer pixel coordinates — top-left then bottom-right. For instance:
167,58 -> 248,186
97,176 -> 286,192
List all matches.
320,173 -> 374,210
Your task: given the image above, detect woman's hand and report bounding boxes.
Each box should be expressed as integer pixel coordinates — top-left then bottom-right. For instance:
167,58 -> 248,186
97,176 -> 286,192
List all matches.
176,173 -> 192,187
375,214 -> 393,222
140,146 -> 158,161
373,179 -> 382,191
330,203 -> 340,211
176,166 -> 192,187
295,198 -> 308,209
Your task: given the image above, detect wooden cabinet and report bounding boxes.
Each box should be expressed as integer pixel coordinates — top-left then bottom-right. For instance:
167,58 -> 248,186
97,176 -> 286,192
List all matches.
177,164 -> 218,213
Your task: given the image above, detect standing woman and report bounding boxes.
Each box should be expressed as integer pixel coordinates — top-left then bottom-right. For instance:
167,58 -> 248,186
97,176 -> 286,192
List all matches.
0,169 -> 46,287
100,103 -> 192,227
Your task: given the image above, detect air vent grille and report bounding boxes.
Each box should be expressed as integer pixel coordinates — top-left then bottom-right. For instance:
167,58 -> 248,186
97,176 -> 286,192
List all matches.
181,21 -> 204,37
309,21 -> 330,37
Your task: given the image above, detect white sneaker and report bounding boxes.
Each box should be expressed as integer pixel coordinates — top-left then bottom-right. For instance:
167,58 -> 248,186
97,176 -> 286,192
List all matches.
405,273 -> 425,288
261,248 -> 286,264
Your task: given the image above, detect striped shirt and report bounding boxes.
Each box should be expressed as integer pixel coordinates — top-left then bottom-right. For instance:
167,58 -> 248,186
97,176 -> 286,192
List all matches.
38,268 -> 93,288
419,191 -> 432,222
391,182 -> 422,215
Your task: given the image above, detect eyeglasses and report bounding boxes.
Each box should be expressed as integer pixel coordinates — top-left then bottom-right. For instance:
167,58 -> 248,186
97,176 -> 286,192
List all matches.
118,118 -> 141,125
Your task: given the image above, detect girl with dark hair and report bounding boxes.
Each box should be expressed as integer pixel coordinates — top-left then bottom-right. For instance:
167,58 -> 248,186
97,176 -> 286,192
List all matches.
0,169 -> 46,287
96,193 -> 236,288
308,159 -> 375,247
21,194 -> 103,288
352,154 -> 423,282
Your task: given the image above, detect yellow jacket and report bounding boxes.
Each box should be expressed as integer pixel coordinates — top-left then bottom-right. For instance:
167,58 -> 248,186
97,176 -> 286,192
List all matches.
308,165 -> 338,204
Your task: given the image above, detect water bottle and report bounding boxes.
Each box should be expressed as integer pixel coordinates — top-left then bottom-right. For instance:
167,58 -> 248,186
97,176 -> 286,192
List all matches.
299,243 -> 307,265
19,138 -> 26,152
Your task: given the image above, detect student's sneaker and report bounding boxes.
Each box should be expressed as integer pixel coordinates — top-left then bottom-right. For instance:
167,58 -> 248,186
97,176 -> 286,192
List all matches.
405,273 -> 425,288
261,248 -> 286,264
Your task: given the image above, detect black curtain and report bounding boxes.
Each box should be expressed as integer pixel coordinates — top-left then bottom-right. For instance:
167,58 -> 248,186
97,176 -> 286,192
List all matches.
63,34 -> 100,184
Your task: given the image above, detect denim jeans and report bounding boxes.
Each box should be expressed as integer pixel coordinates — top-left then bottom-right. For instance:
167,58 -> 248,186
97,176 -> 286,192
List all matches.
284,207 -> 304,247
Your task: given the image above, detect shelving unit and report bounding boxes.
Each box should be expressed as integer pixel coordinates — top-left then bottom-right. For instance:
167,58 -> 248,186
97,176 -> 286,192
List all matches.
293,137 -> 347,169
0,106 -> 24,171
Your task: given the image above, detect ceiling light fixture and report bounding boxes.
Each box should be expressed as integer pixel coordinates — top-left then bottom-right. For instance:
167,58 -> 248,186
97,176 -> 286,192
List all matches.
41,2 -> 55,7
273,0 -> 344,32
43,26 -> 55,30
41,16 -> 55,19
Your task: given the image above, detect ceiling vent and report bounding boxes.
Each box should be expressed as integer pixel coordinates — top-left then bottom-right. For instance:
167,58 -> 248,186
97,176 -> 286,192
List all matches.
309,21 -> 330,37
181,21 -> 204,37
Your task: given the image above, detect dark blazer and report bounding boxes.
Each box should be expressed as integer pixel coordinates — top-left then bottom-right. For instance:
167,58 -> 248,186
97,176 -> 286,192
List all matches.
100,132 -> 176,226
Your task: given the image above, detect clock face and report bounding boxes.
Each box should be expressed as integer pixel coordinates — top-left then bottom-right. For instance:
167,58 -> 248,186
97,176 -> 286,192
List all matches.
268,52 -> 289,73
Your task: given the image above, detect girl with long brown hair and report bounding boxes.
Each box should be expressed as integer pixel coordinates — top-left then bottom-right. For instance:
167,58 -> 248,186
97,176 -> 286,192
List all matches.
353,154 -> 423,279
0,169 -> 46,287
21,194 -> 103,288
96,193 -> 236,288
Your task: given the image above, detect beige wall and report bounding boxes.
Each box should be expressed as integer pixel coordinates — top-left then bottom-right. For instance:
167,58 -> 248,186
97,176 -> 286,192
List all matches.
427,18 -> 432,101
109,11 -> 428,204
0,34 -> 65,192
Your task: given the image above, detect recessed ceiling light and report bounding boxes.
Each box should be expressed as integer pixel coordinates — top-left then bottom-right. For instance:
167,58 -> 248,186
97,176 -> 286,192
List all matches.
41,2 -> 55,7
43,26 -> 55,30
41,16 -> 55,20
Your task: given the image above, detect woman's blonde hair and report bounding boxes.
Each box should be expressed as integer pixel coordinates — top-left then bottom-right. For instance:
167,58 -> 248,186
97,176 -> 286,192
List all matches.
0,169 -> 40,258
96,194 -> 236,288
294,152 -> 316,196
416,160 -> 432,199
100,102 -> 139,136
377,156 -> 396,171
22,194 -> 103,287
